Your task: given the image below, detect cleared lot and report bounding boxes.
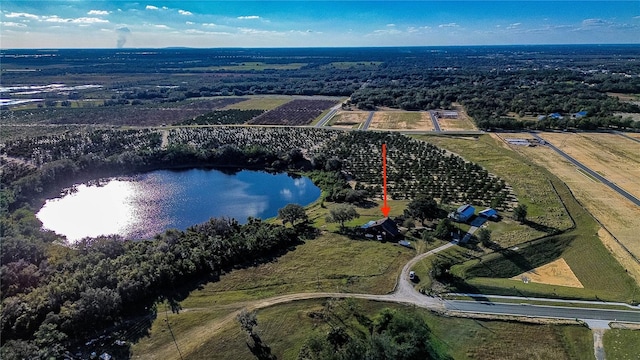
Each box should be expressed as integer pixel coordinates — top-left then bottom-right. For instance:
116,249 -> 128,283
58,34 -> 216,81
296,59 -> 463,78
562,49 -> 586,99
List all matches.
539,132 -> 640,201
368,110 -> 434,130
501,134 -> 640,282
328,110 -> 368,129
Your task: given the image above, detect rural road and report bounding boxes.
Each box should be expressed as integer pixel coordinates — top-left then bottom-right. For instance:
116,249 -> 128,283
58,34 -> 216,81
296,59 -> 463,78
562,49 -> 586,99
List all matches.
428,110 -> 442,132
314,104 -> 340,127
614,130 -> 640,144
531,132 -> 640,207
361,111 -> 375,130
152,239 -> 640,360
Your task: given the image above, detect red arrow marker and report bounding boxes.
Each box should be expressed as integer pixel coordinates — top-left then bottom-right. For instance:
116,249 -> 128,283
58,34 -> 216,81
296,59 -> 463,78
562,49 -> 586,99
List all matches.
381,143 -> 391,217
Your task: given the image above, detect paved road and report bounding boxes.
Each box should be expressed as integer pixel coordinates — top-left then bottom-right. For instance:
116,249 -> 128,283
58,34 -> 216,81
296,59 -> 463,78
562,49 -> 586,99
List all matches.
531,132 -> 640,207
315,105 -> 340,127
428,110 -> 442,132
444,300 -> 640,323
361,111 -> 375,130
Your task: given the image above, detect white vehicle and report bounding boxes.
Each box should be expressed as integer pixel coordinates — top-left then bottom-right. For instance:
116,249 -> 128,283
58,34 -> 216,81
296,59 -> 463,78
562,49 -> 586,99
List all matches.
409,271 -> 415,280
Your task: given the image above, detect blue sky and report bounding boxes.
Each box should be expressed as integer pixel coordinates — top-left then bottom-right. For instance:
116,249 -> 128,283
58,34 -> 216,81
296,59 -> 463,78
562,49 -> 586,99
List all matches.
1,1 -> 639,48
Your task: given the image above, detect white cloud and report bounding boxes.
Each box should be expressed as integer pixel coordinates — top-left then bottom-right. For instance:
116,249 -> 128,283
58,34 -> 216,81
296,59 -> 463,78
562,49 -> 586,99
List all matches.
507,22 -> 521,30
186,21 -> 194,25
439,23 -> 459,28
44,16 -> 109,24
145,5 -> 159,10
178,10 -> 192,16
582,18 -> 609,27
202,23 -> 217,27
5,12 -> 40,20
88,10 -> 110,16
386,23 -> 396,27
237,16 -> 260,20
280,188 -> 293,200
154,24 -> 170,29
2,22 -> 28,27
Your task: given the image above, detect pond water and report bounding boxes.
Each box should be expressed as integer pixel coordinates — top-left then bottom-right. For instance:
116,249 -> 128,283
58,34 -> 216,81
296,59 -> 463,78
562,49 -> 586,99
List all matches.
36,168 -> 320,242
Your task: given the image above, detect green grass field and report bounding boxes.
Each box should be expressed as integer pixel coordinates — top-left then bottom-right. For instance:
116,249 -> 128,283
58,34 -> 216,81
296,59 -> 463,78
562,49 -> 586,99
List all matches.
176,299 -> 593,360
222,96 -> 292,110
414,135 -> 640,303
603,328 -> 640,360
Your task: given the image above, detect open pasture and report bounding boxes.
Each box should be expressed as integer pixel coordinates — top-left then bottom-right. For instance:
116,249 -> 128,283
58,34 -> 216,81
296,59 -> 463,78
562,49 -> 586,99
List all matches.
221,96 -> 292,111
327,110 -> 368,129
368,111 -> 434,130
510,134 -> 640,262
436,103 -> 478,131
132,298 -> 593,360
539,132 -> 640,200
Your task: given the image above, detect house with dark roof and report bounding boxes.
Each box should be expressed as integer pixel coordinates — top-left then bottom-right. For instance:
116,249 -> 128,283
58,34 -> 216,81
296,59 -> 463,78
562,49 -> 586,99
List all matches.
361,218 -> 400,240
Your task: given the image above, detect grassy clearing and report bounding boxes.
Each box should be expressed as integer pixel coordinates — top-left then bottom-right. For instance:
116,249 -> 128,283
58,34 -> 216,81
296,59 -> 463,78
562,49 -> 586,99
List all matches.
327,111 -> 368,128
603,329 -> 640,360
222,96 -> 291,110
453,171 -> 640,303
181,299 -> 593,360
414,134 -> 573,246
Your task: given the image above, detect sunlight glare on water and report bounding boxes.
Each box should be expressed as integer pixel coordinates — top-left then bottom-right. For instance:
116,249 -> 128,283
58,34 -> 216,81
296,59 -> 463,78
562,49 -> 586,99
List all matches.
36,169 -> 320,243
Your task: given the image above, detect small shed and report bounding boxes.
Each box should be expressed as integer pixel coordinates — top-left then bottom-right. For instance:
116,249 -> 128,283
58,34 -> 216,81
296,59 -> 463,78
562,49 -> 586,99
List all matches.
362,218 -> 400,239
450,204 -> 475,222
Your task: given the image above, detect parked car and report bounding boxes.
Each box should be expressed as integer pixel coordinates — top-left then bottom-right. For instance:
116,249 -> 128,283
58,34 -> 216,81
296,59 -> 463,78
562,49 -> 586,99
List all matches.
409,271 -> 415,280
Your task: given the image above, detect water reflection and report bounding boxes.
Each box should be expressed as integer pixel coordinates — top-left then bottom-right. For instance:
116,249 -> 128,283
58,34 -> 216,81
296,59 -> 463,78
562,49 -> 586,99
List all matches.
37,169 -> 320,242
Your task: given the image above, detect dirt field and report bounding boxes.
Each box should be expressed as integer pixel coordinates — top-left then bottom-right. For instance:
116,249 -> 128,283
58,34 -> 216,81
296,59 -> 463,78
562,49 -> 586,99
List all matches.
436,103 -> 478,131
499,134 -> 640,282
625,132 -> 640,140
511,258 -> 584,288
368,111 -> 434,130
538,132 -> 640,200
329,110 -> 368,129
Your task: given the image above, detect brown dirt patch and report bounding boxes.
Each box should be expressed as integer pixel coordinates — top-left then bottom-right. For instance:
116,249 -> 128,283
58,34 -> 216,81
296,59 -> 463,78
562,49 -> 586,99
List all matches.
539,132 -> 640,200
369,111 -> 434,131
511,258 -> 584,288
329,110 -> 368,129
509,139 -> 640,279
436,103 -> 478,131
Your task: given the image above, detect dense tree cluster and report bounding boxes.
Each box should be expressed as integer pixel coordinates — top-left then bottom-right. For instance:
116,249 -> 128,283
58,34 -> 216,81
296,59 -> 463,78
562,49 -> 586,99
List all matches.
298,304 -> 451,360
0,213 -> 300,358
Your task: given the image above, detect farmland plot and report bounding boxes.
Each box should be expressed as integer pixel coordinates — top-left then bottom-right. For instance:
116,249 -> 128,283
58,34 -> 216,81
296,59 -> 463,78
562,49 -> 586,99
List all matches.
247,99 -> 338,126
328,110 -> 369,129
539,132 -> 640,200
507,136 -> 640,280
369,111 -> 434,131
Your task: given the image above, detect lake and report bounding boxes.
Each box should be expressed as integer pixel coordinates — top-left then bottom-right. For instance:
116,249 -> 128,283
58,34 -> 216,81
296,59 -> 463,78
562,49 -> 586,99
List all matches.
36,168 -> 321,242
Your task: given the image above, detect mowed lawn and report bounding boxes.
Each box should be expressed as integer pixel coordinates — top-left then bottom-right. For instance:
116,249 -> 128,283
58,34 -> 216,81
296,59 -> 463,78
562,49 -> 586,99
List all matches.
184,299 -> 594,360
603,328 -> 640,360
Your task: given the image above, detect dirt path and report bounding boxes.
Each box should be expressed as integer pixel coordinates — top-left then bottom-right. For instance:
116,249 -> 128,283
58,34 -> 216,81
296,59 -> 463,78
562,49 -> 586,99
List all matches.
593,328 -> 606,360
142,242 -> 456,360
